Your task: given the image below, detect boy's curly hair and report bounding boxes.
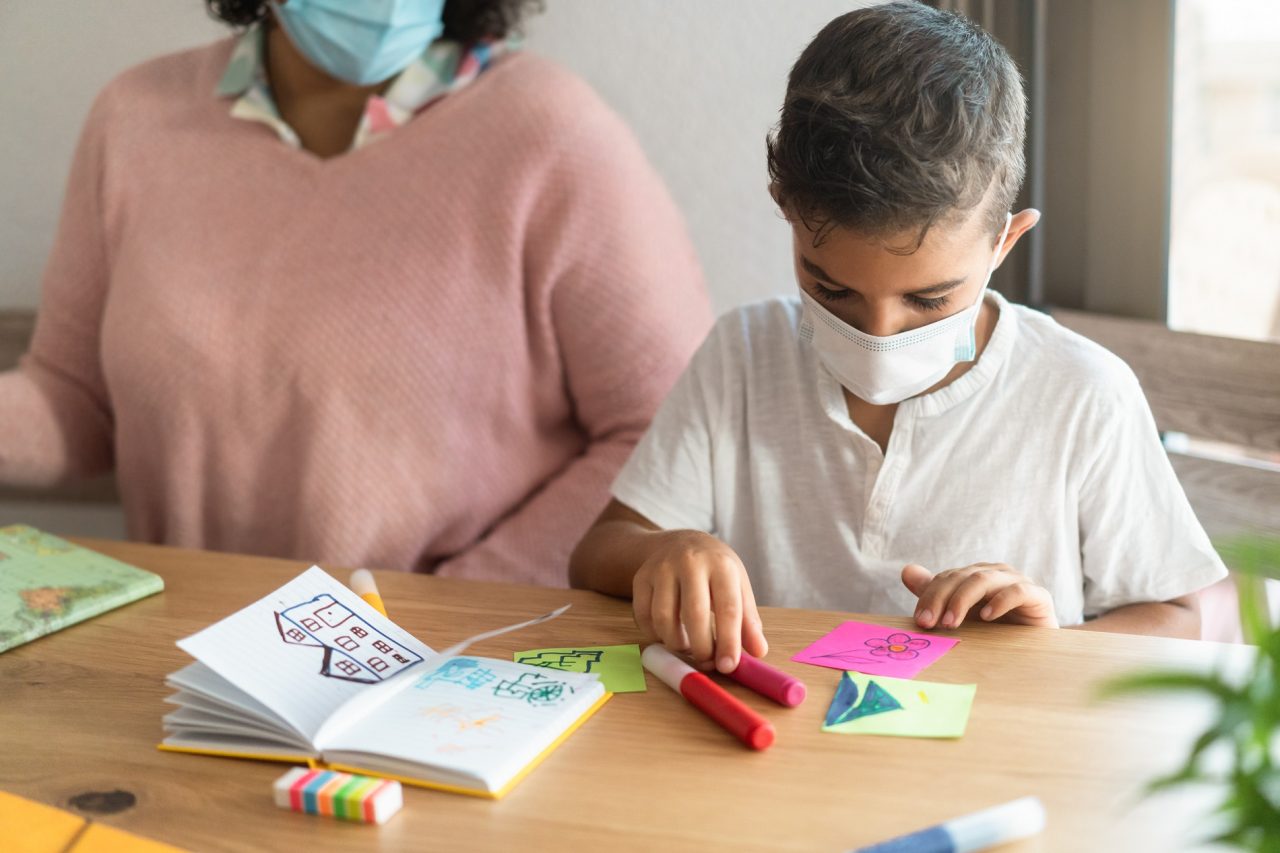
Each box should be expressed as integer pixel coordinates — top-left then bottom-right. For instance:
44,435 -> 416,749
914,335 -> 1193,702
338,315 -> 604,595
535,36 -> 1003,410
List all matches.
205,0 -> 543,45
767,1 -> 1026,249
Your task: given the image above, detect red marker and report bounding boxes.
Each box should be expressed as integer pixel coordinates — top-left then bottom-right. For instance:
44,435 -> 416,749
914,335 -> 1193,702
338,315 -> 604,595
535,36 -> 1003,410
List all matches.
641,644 -> 775,750
727,652 -> 807,707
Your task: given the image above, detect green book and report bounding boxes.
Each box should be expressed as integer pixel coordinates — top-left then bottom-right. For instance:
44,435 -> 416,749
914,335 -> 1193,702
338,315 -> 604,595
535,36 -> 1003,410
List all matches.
0,524 -> 163,653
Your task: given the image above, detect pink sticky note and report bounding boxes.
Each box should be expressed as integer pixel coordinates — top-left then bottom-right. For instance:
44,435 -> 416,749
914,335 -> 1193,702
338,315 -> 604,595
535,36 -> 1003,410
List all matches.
791,621 -> 958,679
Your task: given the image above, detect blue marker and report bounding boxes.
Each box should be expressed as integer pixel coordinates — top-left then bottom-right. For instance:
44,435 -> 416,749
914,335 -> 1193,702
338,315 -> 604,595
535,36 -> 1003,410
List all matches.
850,796 -> 1045,853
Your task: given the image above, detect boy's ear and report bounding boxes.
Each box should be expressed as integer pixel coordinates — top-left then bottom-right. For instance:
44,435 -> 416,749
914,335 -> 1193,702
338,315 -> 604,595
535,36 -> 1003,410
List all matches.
993,208 -> 1041,269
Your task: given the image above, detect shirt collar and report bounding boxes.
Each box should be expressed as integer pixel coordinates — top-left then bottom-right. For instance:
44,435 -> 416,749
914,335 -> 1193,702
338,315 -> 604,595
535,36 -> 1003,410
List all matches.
216,26 -> 301,147
215,24 -> 511,151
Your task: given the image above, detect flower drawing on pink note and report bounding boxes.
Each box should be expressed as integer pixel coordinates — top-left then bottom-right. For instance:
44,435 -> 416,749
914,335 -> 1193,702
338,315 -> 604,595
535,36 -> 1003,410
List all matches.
792,620 -> 959,679
866,633 -> 931,661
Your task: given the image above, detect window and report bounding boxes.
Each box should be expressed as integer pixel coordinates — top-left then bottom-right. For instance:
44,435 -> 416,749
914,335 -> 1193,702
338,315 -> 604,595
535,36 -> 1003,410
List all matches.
1168,0 -> 1280,342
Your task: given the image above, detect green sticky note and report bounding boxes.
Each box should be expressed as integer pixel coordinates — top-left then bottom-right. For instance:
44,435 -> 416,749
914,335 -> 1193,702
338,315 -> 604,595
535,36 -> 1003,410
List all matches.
513,643 -> 646,693
821,672 -> 975,738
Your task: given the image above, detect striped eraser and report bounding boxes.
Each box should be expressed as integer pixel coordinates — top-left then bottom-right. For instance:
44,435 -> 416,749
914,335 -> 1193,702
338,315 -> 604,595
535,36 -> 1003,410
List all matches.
273,767 -> 402,824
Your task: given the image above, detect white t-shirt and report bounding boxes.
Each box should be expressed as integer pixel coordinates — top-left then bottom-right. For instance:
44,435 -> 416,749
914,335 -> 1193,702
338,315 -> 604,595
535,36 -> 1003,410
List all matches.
611,291 -> 1226,625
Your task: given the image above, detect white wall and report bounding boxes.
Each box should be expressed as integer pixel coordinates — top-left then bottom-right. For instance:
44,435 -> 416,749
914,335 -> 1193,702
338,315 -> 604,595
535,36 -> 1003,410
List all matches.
0,0 -> 869,537
0,0 -> 871,313
522,1 -> 873,312
0,1 -> 226,309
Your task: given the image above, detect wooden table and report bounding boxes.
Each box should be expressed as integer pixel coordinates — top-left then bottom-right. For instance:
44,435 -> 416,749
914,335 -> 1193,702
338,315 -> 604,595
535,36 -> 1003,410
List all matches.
0,540 -> 1250,852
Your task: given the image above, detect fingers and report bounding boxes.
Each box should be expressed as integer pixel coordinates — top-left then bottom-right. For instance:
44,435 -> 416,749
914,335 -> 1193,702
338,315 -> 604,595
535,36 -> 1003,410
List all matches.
982,582 -> 1059,627
911,563 -> 1059,630
900,563 -> 934,597
740,576 -> 769,659
632,574 -> 656,644
635,534 -> 761,668
913,567 -> 977,629
942,569 -> 1015,628
682,571 -> 716,668
649,566 -> 686,652
709,567 -> 743,673
980,583 -> 1025,623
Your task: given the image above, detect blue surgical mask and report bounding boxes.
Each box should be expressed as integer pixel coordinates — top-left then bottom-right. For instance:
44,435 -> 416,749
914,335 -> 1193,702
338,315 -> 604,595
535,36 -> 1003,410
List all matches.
271,0 -> 446,86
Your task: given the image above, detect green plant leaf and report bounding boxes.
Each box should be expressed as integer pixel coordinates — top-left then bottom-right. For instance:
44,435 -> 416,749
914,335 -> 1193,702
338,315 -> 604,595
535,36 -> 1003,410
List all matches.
1214,535 -> 1280,581
1097,670 -> 1241,703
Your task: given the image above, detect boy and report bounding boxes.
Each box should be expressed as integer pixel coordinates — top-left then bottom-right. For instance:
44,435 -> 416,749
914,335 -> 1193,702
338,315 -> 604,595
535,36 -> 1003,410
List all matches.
569,2 -> 1226,672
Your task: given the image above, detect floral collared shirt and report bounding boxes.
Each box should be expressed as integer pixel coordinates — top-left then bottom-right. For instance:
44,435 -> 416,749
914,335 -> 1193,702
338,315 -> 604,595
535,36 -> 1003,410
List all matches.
215,24 -> 510,151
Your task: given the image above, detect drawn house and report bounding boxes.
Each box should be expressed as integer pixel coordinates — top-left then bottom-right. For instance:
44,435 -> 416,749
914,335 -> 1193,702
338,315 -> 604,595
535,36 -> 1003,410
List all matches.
274,593 -> 424,683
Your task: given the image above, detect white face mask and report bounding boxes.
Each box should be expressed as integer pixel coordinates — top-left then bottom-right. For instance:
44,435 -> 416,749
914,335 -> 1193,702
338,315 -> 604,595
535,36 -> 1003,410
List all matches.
799,213 -> 1013,405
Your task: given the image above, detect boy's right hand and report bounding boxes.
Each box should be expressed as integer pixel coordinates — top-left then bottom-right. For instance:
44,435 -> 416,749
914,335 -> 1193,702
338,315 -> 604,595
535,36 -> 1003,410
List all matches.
631,530 -> 768,674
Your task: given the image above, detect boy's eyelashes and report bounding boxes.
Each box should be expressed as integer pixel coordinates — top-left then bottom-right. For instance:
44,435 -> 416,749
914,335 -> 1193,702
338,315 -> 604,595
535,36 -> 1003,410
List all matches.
907,293 -> 952,312
810,279 -> 853,302
808,279 -> 952,313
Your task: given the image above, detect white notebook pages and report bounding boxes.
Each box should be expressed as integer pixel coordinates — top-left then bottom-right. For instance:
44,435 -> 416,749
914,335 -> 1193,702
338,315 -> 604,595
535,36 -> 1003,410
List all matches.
161,566 -> 608,797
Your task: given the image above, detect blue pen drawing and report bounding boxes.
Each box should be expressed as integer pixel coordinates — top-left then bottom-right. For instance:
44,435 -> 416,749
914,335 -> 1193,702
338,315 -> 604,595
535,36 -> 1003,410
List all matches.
414,658 -> 498,691
824,675 -> 904,727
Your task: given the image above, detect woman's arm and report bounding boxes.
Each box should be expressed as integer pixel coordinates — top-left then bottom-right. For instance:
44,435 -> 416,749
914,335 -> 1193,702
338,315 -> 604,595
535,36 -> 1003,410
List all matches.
0,88 -> 117,487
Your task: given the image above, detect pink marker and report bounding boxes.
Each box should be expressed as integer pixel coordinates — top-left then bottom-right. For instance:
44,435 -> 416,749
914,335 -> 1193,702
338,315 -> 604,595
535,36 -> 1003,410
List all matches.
642,644 -> 775,750
727,652 -> 807,707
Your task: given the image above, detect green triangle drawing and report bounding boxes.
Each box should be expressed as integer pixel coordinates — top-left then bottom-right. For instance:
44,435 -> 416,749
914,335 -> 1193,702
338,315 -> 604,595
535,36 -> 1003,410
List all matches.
825,677 -> 903,727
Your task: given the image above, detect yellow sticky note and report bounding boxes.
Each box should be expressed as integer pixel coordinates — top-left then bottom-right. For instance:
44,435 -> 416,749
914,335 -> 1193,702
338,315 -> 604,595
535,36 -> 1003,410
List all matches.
0,791 -> 187,853
75,822 -> 187,852
0,791 -> 85,853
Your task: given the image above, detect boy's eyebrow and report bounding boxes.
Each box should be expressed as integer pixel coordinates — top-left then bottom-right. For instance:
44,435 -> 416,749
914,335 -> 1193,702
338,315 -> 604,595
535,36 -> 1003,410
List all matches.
802,257 -> 847,286
909,278 -> 968,296
801,256 -> 967,296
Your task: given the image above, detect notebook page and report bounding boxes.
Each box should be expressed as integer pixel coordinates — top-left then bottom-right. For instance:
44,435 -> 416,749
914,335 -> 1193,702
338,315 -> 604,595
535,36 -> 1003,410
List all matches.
166,662 -> 293,732
162,689 -> 297,735
311,603 -> 571,748
162,706 -> 313,749
324,656 -> 603,790
176,567 -> 434,741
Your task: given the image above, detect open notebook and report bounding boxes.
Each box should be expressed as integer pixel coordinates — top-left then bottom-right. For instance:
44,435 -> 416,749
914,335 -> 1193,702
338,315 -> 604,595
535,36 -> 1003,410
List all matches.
160,567 -> 609,798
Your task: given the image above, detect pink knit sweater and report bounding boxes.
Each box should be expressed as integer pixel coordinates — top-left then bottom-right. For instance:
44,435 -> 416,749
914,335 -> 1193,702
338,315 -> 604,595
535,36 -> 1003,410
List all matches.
0,40 -> 712,585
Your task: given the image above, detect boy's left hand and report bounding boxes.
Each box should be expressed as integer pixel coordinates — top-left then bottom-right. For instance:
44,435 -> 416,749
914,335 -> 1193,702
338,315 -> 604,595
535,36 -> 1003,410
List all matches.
901,563 -> 1059,630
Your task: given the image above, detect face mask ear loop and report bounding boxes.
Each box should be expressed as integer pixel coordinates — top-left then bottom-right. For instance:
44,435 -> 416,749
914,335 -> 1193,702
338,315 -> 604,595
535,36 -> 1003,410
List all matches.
989,212 -> 1014,276
957,212 -> 1015,361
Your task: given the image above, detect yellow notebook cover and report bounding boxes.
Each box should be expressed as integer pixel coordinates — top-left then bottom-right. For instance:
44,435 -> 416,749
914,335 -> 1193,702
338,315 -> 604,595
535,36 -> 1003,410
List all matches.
161,567 -> 610,798
159,691 -> 612,799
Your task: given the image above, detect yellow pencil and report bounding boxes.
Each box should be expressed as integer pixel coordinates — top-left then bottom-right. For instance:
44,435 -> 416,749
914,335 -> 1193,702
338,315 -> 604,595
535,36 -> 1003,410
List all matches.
349,568 -> 388,617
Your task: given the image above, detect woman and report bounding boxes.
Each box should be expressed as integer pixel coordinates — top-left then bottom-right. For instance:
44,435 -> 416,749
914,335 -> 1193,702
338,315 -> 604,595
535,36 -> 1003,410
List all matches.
0,0 -> 711,585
